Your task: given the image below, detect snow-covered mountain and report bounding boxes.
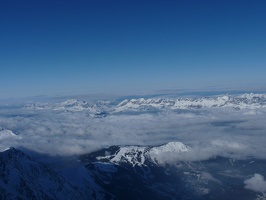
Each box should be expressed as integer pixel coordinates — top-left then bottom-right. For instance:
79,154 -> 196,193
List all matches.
113,93 -> 266,113
53,99 -> 108,113
80,142 -> 266,200
25,93 -> 266,116
94,141 -> 191,167
1,142 -> 266,200
4,93 -> 266,199
25,99 -> 110,117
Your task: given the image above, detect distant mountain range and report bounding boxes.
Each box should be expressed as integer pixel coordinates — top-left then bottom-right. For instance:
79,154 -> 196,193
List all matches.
25,93 -> 266,116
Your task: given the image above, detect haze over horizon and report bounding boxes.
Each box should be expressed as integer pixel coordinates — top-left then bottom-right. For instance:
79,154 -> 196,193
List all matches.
1,0 -> 265,98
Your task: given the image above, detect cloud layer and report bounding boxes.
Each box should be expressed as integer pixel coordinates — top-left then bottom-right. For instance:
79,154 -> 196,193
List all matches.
0,94 -> 266,163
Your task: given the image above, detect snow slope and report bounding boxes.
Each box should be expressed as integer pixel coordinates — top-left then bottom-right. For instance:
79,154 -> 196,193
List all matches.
95,141 -> 191,167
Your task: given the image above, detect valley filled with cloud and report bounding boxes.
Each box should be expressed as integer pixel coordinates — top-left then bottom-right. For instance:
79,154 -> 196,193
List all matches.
1,93 -> 266,163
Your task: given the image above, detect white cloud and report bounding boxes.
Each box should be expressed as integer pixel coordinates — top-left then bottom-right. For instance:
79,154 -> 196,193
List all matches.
244,174 -> 266,193
0,98 -> 266,163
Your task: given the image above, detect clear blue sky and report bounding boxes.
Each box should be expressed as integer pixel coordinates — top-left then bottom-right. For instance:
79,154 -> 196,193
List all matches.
1,0 -> 265,98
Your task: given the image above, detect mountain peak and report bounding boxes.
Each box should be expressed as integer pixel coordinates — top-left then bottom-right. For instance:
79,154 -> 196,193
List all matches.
92,141 -> 191,167
149,141 -> 191,155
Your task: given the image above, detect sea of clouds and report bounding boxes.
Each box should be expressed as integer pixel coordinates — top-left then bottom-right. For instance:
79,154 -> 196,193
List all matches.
0,94 -> 266,163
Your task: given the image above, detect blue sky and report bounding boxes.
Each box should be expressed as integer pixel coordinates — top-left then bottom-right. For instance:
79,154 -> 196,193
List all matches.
0,0 -> 265,98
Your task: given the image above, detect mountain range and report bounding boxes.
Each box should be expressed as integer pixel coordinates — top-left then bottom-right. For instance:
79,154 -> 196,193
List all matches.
1,93 -> 266,199
25,93 -> 266,116
1,142 -> 266,200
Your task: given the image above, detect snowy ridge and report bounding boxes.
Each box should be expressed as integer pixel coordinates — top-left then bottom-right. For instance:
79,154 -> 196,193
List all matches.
149,141 -> 191,155
25,99 -> 110,116
96,146 -> 147,167
54,99 -> 101,112
80,142 -> 266,200
110,146 -> 147,167
25,93 -> 266,115
114,93 -> 266,112
96,142 -> 191,167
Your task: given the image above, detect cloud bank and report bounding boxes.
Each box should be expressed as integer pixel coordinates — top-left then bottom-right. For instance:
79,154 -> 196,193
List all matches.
0,94 -> 266,163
